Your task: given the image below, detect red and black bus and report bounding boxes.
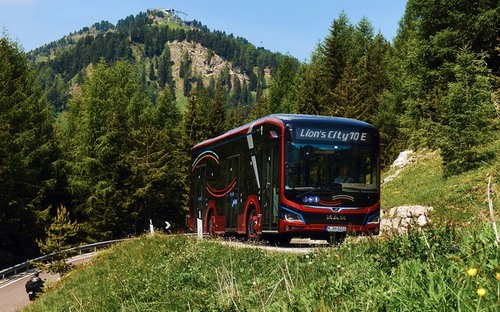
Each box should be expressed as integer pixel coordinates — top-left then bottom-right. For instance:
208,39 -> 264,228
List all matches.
188,114 -> 380,243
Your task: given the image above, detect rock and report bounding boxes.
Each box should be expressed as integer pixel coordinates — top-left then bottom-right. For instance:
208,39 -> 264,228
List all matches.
390,150 -> 414,169
383,150 -> 417,184
417,215 -> 427,227
380,205 -> 433,234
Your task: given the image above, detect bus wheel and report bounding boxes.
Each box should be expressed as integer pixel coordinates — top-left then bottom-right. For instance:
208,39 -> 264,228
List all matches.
207,212 -> 217,237
246,209 -> 259,241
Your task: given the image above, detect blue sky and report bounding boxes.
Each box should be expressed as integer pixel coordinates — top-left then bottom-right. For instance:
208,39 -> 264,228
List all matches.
0,0 -> 407,61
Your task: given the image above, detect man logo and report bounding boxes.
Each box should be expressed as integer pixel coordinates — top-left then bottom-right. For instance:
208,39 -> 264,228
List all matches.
326,215 -> 346,221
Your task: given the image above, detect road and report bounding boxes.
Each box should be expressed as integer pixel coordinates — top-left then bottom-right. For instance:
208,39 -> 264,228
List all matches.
0,253 -> 95,312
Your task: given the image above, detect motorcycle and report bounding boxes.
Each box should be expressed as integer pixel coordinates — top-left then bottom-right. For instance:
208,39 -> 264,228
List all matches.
27,290 -> 37,301
25,272 -> 44,301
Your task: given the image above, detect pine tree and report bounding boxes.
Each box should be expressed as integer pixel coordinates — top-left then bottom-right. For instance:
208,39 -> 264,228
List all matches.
126,88 -> 186,227
0,36 -> 55,267
36,205 -> 78,276
296,52 -> 327,116
267,55 -> 299,114
61,61 -> 152,240
209,81 -> 227,136
438,50 -> 494,176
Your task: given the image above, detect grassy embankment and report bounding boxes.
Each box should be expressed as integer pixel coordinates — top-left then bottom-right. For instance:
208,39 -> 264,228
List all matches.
24,135 -> 499,311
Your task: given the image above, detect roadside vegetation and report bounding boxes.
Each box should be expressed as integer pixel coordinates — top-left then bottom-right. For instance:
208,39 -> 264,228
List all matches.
23,141 -> 499,311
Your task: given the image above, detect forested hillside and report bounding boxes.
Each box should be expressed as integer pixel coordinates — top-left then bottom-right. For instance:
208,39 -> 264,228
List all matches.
1,1 -> 499,268
30,9 -> 284,112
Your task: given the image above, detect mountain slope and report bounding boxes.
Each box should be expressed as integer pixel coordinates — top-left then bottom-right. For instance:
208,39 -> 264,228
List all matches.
30,9 -> 290,111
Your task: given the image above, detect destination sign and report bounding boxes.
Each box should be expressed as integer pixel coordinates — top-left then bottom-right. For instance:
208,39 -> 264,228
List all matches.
294,127 -> 375,143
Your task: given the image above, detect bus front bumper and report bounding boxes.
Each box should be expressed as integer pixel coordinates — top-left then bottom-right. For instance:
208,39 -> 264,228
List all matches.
279,220 -> 380,236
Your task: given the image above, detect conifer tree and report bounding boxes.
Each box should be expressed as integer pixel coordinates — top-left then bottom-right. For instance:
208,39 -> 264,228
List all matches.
209,81 -> 227,136
36,205 -> 78,276
267,55 -> 299,114
127,88 -> 186,226
296,53 -> 327,116
438,50 -> 494,176
0,36 -> 55,267
60,61 -> 166,240
321,11 -> 355,111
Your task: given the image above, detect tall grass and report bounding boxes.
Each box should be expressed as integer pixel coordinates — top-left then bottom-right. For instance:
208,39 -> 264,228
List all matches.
23,227 -> 499,311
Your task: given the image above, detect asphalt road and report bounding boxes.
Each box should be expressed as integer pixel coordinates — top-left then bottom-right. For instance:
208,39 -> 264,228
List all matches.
0,253 -> 96,312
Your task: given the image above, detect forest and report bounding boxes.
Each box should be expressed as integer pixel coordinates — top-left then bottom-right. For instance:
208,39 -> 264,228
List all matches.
1,0 -> 499,268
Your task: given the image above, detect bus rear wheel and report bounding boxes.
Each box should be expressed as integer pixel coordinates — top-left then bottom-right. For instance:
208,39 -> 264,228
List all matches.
246,208 -> 259,241
207,212 -> 217,237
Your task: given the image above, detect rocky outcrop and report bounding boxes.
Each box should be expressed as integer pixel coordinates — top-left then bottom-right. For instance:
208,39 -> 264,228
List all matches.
381,205 -> 433,234
168,40 -> 249,84
380,150 -> 434,235
382,150 -> 416,184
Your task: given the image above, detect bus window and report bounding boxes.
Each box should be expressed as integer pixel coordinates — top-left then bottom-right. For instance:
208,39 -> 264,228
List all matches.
284,142 -> 378,191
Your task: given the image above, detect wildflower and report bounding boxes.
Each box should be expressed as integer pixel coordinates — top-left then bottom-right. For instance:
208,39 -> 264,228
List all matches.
477,288 -> 486,297
496,272 -> 500,281
467,268 -> 478,277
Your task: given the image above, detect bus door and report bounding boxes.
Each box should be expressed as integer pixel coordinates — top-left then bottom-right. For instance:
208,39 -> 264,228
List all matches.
261,145 -> 280,231
193,165 -> 206,231
225,155 -> 240,231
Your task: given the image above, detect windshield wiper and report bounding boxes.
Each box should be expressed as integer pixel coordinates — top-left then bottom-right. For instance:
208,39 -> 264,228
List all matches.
341,186 -> 377,193
292,187 -> 316,198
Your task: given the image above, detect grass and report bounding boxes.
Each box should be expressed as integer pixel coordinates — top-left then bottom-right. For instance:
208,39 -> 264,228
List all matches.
382,142 -> 500,223
23,131 -> 500,311
23,228 -> 499,311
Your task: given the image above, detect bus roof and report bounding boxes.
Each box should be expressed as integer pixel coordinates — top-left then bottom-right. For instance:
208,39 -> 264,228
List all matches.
192,114 -> 376,151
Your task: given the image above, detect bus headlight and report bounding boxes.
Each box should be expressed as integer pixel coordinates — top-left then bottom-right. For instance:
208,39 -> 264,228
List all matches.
366,213 -> 380,224
281,207 -> 305,222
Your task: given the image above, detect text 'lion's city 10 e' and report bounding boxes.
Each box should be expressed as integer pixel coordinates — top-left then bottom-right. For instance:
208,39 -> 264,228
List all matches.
188,114 -> 380,244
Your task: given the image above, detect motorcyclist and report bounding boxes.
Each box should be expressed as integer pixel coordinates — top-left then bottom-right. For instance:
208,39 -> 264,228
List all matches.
25,271 -> 44,301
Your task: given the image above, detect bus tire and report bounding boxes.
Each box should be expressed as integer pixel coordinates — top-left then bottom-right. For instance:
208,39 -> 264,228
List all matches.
246,208 -> 259,241
207,212 -> 217,237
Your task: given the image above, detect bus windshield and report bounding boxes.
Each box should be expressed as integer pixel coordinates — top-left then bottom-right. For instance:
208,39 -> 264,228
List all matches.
284,142 -> 379,194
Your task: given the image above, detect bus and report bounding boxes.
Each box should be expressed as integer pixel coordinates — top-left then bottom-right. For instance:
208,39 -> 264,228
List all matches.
188,114 -> 380,244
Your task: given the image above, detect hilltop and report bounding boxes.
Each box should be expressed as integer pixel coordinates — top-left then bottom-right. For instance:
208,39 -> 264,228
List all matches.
30,9 -> 287,111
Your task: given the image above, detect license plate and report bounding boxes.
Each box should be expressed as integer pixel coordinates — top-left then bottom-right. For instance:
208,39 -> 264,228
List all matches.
326,226 -> 346,232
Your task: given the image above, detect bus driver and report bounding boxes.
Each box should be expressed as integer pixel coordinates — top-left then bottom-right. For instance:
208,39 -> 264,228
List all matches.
334,165 -> 354,183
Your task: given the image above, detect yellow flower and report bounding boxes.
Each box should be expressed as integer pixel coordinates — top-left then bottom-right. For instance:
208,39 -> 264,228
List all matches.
477,288 -> 486,297
496,272 -> 500,281
467,268 -> 478,277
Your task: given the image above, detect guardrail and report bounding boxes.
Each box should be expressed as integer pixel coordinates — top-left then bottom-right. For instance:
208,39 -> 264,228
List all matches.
0,239 -> 125,280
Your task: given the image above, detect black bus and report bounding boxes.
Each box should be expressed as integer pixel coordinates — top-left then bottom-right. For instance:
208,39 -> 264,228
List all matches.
188,114 -> 380,243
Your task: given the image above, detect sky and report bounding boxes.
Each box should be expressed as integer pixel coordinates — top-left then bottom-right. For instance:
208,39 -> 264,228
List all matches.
0,0 -> 407,61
